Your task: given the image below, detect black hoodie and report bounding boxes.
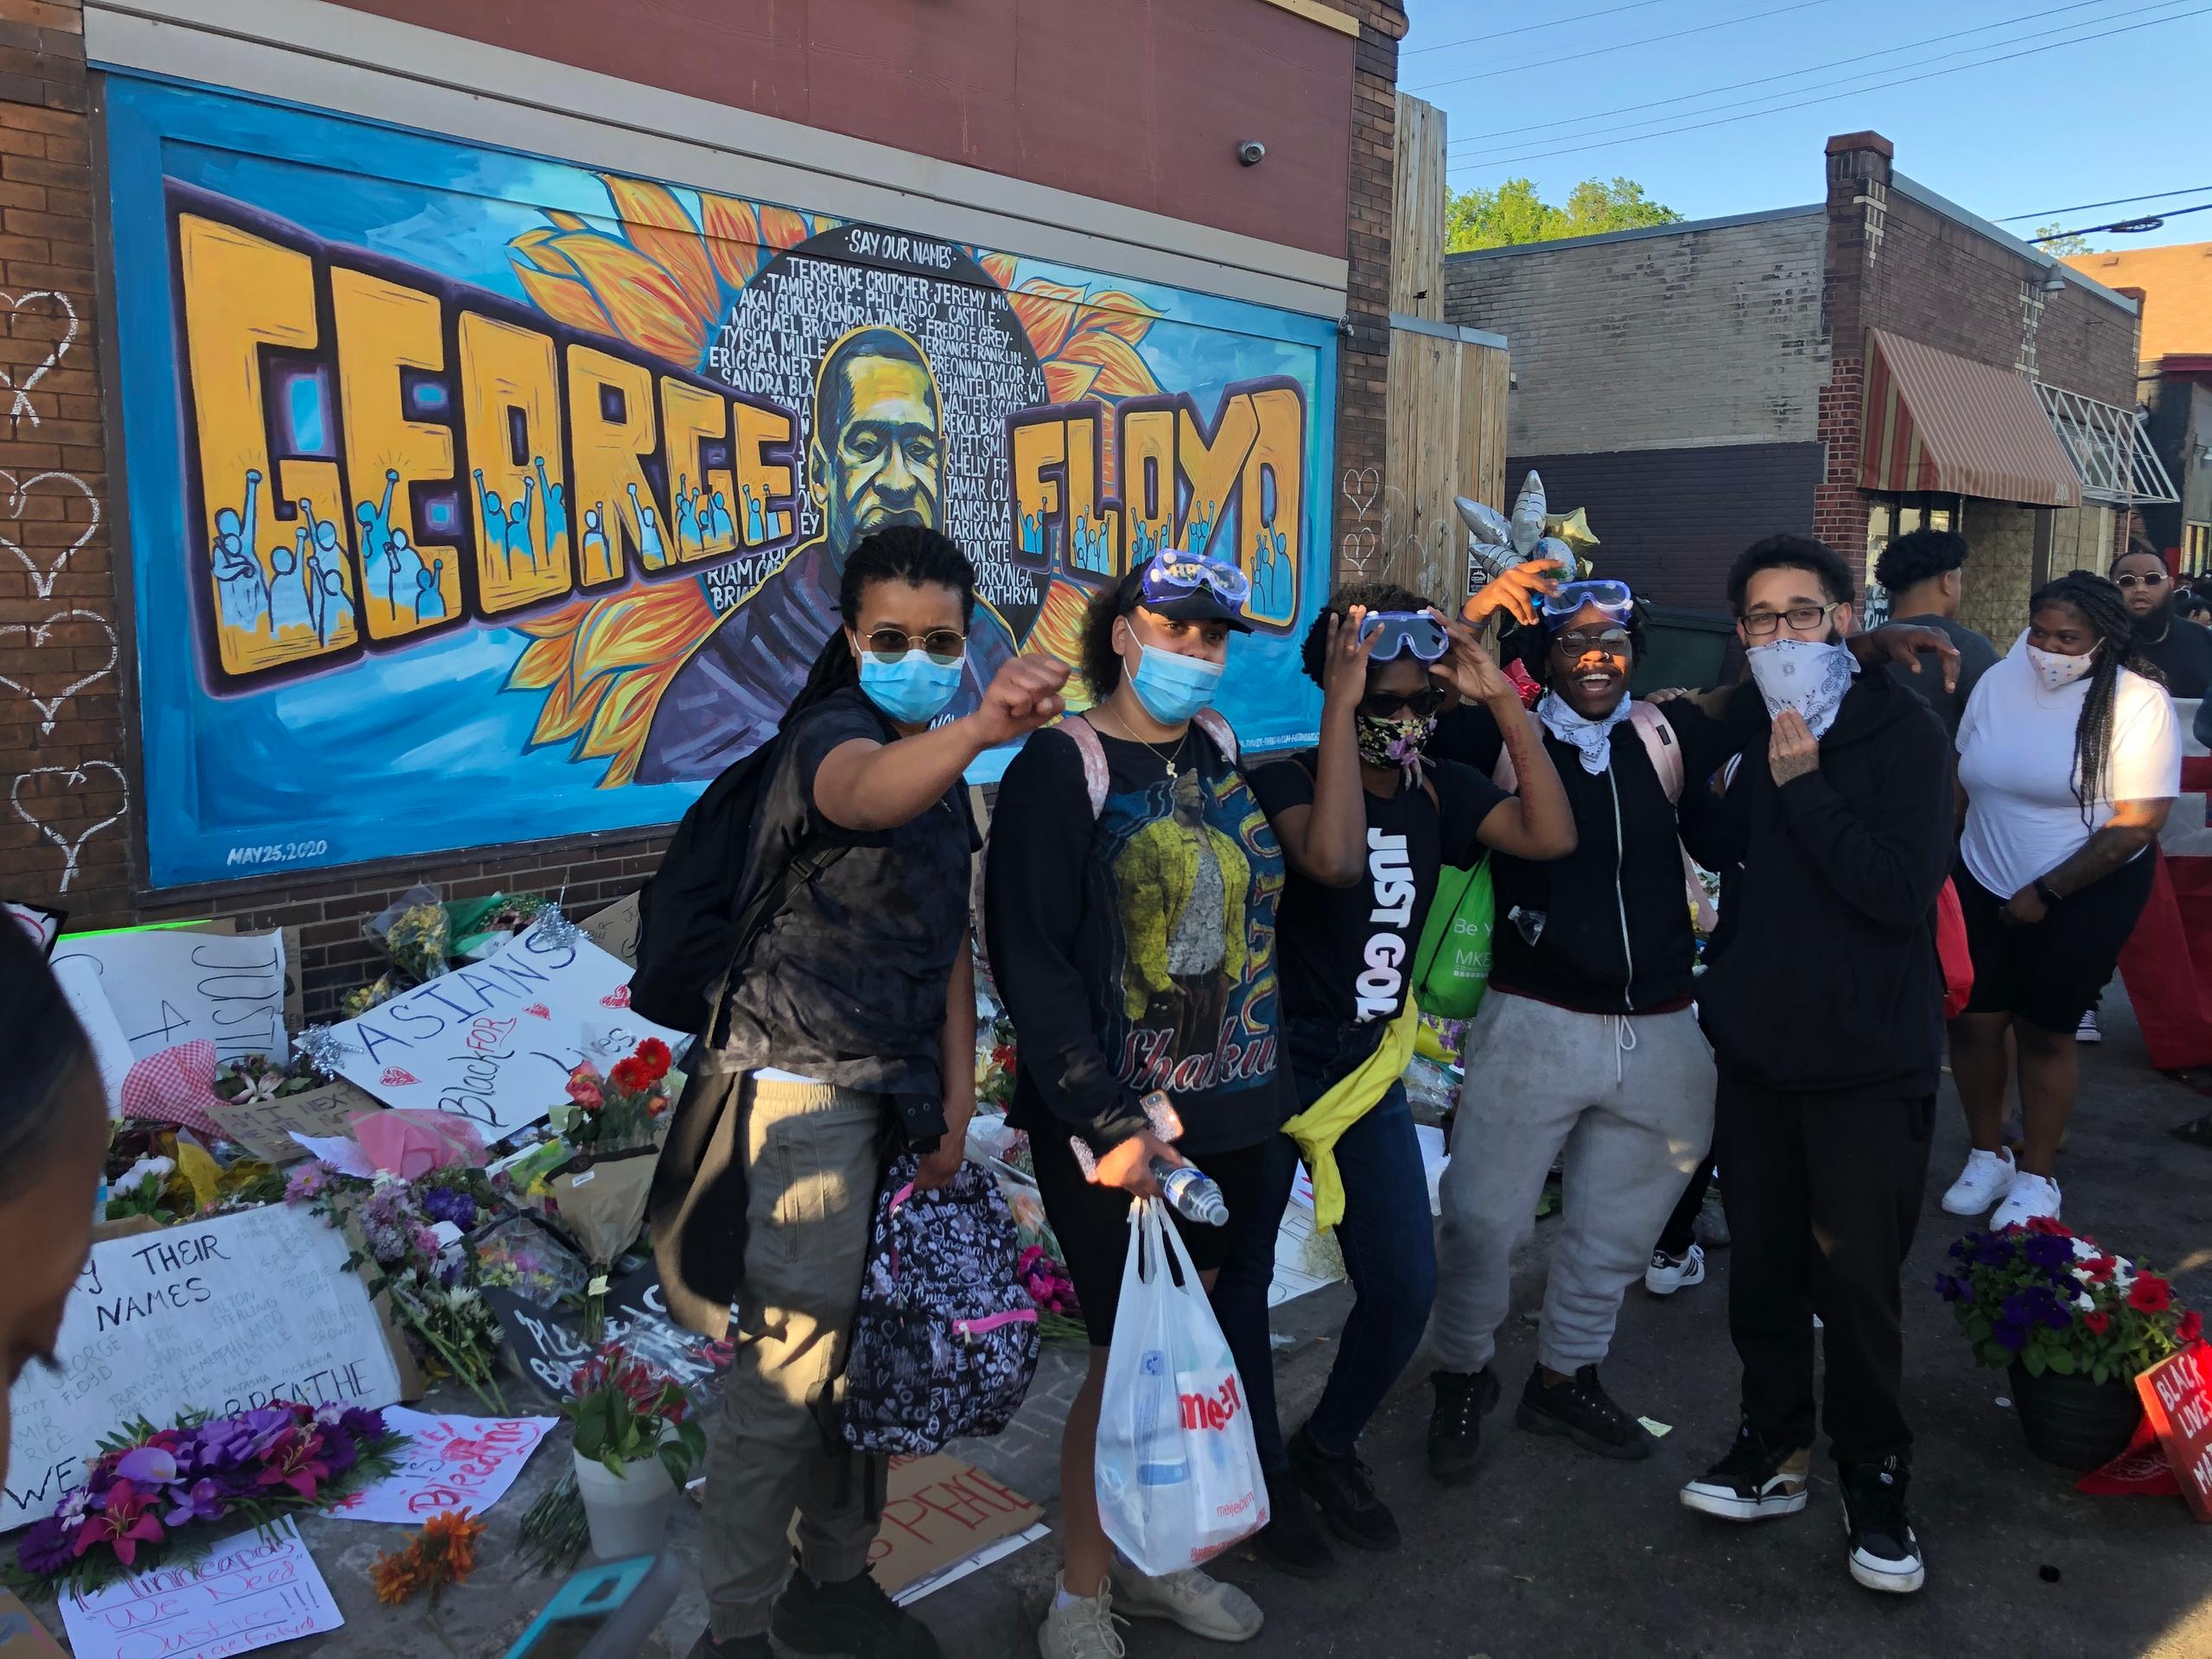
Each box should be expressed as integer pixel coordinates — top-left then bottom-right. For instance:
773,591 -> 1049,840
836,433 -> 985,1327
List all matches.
1695,671 -> 1955,1100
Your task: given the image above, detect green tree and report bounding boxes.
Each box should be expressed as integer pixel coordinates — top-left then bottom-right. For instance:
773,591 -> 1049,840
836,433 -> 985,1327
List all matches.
2033,222 -> 2091,257
1446,175 -> 1684,252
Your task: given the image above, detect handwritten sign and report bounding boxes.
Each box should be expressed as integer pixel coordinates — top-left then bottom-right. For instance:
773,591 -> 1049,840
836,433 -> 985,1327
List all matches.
325,919 -> 680,1133
582,892 -> 641,966
203,1078 -> 379,1165
488,1264 -> 733,1406
3,1205 -> 403,1532
51,953 -> 135,1114
870,1456 -> 1046,1604
4,899 -> 62,953
2138,1344 -> 2212,1522
48,927 -> 288,1066
58,1517 -> 341,1659
326,1406 -> 556,1524
0,1587 -> 66,1659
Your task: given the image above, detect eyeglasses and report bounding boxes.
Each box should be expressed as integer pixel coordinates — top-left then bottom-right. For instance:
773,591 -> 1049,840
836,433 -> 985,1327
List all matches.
1359,686 -> 1448,721
1357,611 -> 1450,662
1550,627 -> 1631,657
1739,603 -> 1840,638
1541,578 -> 1635,625
862,626 -> 967,665
2114,570 -> 2169,589
1140,550 -> 1251,608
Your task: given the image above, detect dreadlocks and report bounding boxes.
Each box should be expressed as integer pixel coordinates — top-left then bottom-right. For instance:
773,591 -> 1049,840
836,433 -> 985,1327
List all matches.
2031,570 -> 2152,823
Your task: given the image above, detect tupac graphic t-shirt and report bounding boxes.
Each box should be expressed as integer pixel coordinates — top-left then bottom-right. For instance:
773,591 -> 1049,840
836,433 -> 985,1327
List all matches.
987,720 -> 1290,1158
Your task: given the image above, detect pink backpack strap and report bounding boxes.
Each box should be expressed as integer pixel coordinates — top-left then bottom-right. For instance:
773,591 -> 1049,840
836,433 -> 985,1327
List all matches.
1059,715 -> 1110,817
1625,702 -> 1684,803
1192,707 -> 1240,765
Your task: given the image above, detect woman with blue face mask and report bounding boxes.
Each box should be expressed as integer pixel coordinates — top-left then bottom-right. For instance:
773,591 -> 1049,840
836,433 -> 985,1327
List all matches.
670,524 -> 1069,1659
986,549 -> 1370,1659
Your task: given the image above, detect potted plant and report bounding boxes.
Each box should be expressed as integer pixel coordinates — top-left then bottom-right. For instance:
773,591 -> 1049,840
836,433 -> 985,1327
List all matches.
563,1344 -> 704,1560
1937,1217 -> 2203,1470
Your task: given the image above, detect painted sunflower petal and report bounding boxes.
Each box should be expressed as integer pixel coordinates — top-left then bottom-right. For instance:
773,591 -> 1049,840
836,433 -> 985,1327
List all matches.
978,251 -> 1019,289
760,206 -> 810,251
1012,279 -> 1086,359
1076,289 -> 1162,346
601,176 -> 721,333
700,194 -> 766,290
550,232 -> 709,364
1043,359 -> 1100,404
512,260 -> 618,336
1058,327 -> 1159,400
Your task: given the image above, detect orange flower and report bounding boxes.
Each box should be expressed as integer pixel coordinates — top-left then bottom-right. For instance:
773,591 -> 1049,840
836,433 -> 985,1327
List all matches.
372,1510 -> 488,1605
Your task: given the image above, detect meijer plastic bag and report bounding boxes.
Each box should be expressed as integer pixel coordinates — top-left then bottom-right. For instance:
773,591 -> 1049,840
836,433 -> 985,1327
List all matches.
1094,1198 -> 1268,1575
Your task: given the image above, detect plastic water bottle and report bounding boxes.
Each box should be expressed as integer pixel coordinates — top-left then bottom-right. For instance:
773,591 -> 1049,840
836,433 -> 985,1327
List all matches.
1134,1351 -> 1192,1487
1154,1159 -> 1230,1227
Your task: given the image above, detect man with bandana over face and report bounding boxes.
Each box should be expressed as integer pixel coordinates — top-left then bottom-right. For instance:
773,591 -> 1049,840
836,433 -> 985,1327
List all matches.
1426,576 -> 1752,1483
1231,582 -> 1575,1575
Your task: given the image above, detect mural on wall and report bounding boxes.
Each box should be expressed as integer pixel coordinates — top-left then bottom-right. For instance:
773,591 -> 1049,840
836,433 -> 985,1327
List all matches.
105,79 -> 1337,887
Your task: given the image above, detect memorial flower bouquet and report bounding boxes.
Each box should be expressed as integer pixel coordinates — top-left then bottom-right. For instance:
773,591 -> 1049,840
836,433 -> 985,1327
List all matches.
1937,1217 -> 2201,1384
10,1402 -> 402,1594
550,1037 -> 674,1154
534,1039 -> 674,1297
212,1052 -> 326,1105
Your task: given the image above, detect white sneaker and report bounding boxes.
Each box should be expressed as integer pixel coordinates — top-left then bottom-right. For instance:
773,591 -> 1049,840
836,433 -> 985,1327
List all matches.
1111,1567 -> 1262,1643
1940,1147 -> 2016,1217
2077,1008 -> 2101,1045
1039,1574 -> 1127,1659
1989,1171 -> 2062,1230
1645,1243 -> 1707,1296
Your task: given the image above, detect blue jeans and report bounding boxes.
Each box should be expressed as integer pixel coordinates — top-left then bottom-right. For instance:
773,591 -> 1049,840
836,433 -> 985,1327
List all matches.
1218,1018 -> 1440,1470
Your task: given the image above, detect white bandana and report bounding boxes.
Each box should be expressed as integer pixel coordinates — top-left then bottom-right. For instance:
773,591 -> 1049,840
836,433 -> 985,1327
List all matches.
1745,638 -> 1858,739
1536,690 -> 1630,774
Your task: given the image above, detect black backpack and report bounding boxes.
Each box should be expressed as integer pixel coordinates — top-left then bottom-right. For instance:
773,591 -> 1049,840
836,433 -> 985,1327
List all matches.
630,737 -> 845,1036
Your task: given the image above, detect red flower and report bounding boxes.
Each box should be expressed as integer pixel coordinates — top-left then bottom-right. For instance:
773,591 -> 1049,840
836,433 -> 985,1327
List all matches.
2180,1310 -> 2203,1344
2129,1275 -> 2174,1314
254,1427 -> 333,1499
646,1093 -> 669,1117
2025,1215 -> 2073,1237
610,1056 -> 653,1093
74,1480 -> 164,1566
634,1038 -> 673,1081
2082,1255 -> 2118,1282
2083,1309 -> 2112,1336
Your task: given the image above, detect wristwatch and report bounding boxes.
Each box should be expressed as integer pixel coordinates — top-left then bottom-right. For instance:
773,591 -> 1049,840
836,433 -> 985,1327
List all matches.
2033,878 -> 2063,910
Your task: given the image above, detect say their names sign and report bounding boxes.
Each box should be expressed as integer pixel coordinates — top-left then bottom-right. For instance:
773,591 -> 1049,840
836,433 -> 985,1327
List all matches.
325,918 -> 680,1134
2138,1344 -> 2212,1522
2,1205 -> 403,1532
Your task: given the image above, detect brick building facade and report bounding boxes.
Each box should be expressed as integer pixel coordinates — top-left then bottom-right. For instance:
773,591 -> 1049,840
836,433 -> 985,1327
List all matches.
1445,129 -> 2145,641
0,0 -> 1407,1014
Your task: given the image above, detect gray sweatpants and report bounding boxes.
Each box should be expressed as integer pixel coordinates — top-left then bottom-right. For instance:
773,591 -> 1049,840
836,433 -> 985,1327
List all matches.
1431,991 -> 1716,1376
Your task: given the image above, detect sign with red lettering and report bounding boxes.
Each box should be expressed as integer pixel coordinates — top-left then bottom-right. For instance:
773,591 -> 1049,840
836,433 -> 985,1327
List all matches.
57,1516 -> 342,1659
324,1406 -> 556,1524
864,1456 -> 1046,1605
2137,1343 -> 2212,1522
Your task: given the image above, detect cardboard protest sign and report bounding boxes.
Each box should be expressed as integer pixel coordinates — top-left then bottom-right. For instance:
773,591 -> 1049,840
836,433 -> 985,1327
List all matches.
2138,1344 -> 2212,1522
870,1456 -> 1047,1605
48,926 -> 288,1067
324,918 -> 681,1134
583,891 -> 642,965
327,1406 -> 556,1524
203,1077 -> 380,1164
0,1588 -> 66,1659
50,952 -> 135,1114
488,1263 -> 732,1405
58,1517 -> 341,1659
2,1205 -> 404,1532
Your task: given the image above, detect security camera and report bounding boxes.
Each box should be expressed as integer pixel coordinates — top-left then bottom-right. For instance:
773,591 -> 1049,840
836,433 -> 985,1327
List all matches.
1236,140 -> 1266,168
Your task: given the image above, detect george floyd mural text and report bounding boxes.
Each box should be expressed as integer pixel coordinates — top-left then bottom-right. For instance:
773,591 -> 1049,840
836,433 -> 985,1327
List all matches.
106,79 -> 1337,887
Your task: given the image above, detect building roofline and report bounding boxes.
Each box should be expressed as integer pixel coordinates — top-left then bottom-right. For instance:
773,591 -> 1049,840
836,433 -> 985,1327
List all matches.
1889,170 -> 2139,316
1443,202 -> 1823,263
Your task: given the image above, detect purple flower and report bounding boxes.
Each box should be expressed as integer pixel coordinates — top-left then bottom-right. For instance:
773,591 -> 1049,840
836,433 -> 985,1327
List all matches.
339,1406 -> 386,1443
423,1185 -> 478,1230
115,1445 -> 179,1486
1935,1272 -> 1970,1304
2024,1234 -> 2074,1273
319,1426 -> 359,1480
162,1478 -> 230,1528
16,1516 -> 79,1577
1994,1319 -> 2030,1351
1972,1234 -> 2016,1268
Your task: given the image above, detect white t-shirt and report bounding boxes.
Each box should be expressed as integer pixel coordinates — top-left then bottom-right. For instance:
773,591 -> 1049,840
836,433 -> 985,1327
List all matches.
1957,633 -> 2181,899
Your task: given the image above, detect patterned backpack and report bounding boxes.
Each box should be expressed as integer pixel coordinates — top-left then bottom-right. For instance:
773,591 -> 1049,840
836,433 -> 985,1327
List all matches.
842,1152 -> 1042,1454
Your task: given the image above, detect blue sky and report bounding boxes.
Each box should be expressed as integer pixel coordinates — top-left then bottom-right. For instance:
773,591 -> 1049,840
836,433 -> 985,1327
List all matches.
1404,0 -> 2212,250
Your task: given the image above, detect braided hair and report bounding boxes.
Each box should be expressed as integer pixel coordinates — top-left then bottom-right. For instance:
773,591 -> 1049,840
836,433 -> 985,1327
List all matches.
780,525 -> 977,730
2031,569 -> 2153,823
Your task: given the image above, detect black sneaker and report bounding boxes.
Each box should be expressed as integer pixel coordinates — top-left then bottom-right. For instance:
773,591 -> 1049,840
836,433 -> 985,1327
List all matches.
771,1567 -> 942,1657
1840,1455 -> 1926,1594
1287,1425 -> 1398,1550
1515,1364 -> 1653,1459
1427,1367 -> 1502,1484
1250,1464 -> 1336,1579
1680,1420 -> 1812,1521
685,1632 -> 772,1659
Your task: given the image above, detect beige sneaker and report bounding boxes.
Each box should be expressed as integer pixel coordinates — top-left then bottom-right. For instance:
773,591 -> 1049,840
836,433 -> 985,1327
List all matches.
1112,1566 -> 1263,1643
1037,1573 -> 1126,1659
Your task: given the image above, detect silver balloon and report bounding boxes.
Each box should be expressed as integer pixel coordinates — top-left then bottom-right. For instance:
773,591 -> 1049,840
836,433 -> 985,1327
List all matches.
1531,535 -> 1580,583
1509,470 -> 1548,556
1455,495 -> 1510,544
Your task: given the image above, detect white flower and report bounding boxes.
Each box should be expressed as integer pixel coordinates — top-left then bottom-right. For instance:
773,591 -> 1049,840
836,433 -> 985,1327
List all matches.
112,1154 -> 175,1196
2071,1238 -> 2101,1260
2076,1292 -> 2096,1311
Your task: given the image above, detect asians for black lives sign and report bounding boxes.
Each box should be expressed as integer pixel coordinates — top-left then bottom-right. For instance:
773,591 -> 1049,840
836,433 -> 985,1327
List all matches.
325,918 -> 682,1135
2,1205 -> 403,1533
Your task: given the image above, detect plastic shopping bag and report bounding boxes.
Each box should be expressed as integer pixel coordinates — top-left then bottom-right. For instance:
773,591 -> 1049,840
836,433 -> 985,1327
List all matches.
1094,1198 -> 1268,1575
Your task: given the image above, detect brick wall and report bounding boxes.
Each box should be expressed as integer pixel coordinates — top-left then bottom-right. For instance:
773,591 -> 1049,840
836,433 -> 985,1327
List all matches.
1332,0 -> 1405,576
1445,211 -> 1828,455
1958,500 -> 2035,644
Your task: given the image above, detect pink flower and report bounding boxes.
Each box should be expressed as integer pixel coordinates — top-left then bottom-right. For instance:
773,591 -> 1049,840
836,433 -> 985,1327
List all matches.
565,1068 -> 604,1110
74,1480 -> 164,1566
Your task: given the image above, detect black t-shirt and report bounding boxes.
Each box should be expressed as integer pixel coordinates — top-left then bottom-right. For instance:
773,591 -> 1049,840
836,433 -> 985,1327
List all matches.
1249,756 -> 1507,1025
985,721 -> 1290,1157
2135,613 -> 2212,699
1882,613 -> 2001,739
715,687 -> 980,1101
1431,702 -> 1506,775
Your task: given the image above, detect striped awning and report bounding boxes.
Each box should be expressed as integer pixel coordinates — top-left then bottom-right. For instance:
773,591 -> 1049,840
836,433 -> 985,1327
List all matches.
1860,328 -> 2082,508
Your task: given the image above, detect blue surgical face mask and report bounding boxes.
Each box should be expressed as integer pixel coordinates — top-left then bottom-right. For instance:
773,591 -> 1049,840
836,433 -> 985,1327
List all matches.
1128,639 -> 1225,723
857,649 -> 963,726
